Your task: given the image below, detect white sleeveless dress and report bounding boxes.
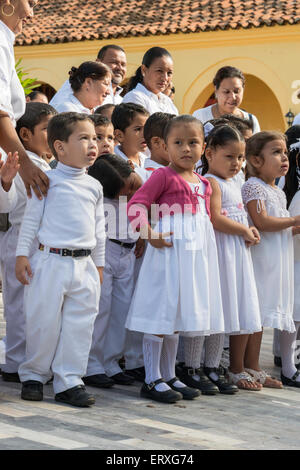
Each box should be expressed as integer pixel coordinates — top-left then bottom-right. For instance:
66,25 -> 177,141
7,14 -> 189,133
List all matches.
206,174 -> 262,334
242,177 -> 295,332
125,177 -> 224,336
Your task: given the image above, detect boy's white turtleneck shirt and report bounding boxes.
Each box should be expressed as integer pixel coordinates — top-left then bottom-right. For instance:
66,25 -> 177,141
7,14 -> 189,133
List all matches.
16,162 -> 105,266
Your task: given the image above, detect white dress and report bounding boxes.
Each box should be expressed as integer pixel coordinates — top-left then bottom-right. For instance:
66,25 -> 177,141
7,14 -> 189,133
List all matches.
206,174 -> 262,334
242,177 -> 295,332
289,190 -> 300,321
125,178 -> 224,335
192,105 -> 260,134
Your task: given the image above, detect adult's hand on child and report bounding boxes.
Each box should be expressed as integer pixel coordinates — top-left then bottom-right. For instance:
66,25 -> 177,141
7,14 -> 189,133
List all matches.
0,151 -> 20,191
97,266 -> 104,284
15,256 -> 33,285
134,237 -> 145,258
18,157 -> 49,200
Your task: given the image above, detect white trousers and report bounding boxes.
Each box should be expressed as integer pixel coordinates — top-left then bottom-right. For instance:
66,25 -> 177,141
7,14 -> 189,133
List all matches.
273,327 -> 300,356
87,240 -> 143,377
0,225 -> 26,372
19,250 -> 100,394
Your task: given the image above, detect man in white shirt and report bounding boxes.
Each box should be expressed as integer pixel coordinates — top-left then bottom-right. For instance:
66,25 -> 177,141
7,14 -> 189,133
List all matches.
50,45 -> 127,110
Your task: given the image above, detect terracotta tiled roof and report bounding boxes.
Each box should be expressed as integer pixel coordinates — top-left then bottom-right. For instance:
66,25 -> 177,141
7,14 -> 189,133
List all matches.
16,0 -> 300,46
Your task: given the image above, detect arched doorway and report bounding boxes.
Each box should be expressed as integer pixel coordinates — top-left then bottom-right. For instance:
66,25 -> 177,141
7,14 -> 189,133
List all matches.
190,74 -> 285,131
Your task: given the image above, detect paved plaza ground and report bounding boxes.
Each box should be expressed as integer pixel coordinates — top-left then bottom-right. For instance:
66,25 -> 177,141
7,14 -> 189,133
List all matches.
0,296 -> 299,451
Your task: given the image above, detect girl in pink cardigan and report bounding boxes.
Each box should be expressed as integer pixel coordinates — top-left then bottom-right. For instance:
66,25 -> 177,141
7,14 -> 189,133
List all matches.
126,115 -> 224,404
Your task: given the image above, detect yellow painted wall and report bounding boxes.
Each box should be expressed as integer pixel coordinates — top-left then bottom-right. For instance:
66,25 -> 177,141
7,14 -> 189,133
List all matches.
15,24 -> 300,132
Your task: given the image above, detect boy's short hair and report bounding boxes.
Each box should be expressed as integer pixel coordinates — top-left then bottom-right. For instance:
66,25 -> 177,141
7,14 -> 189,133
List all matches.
111,102 -> 149,132
47,112 -> 94,159
94,104 -> 115,115
16,102 -> 57,138
90,114 -> 112,128
144,112 -> 176,149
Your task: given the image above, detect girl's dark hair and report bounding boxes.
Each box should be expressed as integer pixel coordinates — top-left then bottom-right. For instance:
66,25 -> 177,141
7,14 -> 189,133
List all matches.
283,125 -> 300,207
213,66 -> 245,89
164,115 -> 204,143
202,124 -> 244,175
88,153 -> 133,199
127,47 -> 172,92
245,131 -> 286,179
69,61 -> 111,92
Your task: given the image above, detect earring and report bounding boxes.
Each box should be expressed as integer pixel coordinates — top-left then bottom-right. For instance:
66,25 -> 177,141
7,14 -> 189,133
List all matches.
1,3 -> 15,17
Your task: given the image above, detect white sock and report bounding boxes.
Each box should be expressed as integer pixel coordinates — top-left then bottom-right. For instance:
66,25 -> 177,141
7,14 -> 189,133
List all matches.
204,334 -> 225,380
280,322 -> 300,381
143,334 -> 170,391
183,336 -> 205,382
160,334 -> 186,388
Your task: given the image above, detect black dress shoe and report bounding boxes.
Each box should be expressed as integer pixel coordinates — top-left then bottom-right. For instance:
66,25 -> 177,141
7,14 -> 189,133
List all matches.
274,356 -> 282,367
167,377 -> 200,400
203,367 -> 239,394
281,370 -> 300,388
125,367 -> 145,382
175,362 -> 185,377
2,371 -> 20,383
83,374 -> 114,388
21,380 -> 43,401
178,366 -> 218,395
110,372 -> 135,385
55,385 -> 95,407
140,379 -> 183,403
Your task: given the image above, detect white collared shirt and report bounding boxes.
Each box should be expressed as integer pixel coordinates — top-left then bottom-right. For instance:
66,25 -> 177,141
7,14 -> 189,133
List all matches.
0,20 -> 25,126
54,93 -> 92,114
50,80 -> 123,112
114,145 -> 150,183
123,83 -> 178,116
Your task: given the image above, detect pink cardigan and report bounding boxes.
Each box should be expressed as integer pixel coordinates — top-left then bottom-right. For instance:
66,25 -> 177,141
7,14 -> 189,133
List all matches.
127,166 -> 211,228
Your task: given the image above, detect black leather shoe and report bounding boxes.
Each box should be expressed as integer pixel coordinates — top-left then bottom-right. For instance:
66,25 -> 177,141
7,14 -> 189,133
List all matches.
2,371 -> 20,383
274,356 -> 282,367
140,379 -> 183,403
55,385 -> 95,407
204,367 -> 239,394
82,374 -> 114,388
281,370 -> 300,388
111,372 -> 135,385
178,366 -> 218,395
124,367 -> 145,383
167,377 -> 200,400
21,380 -> 43,401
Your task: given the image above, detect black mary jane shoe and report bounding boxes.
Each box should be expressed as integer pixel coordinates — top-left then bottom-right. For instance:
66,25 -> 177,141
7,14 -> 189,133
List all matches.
124,367 -> 145,383
178,366 -> 218,395
167,377 -> 200,400
55,385 -> 95,407
281,370 -> 300,388
82,373 -> 114,388
203,367 -> 238,394
140,379 -> 183,404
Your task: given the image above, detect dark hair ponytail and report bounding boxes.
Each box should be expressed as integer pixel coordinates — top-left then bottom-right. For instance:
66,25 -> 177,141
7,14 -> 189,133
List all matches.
127,47 -> 172,92
69,61 -> 111,92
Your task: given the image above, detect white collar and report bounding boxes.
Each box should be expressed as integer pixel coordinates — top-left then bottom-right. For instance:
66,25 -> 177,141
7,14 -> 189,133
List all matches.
135,82 -> 165,102
70,94 -> 92,114
26,151 -> 51,171
0,20 -> 15,46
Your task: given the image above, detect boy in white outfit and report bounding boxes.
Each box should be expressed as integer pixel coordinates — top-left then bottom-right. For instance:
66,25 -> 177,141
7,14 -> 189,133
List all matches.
16,112 -> 105,407
0,103 -> 56,383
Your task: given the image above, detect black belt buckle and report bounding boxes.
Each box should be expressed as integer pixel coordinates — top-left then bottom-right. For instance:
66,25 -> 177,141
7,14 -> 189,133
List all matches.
61,248 -> 71,257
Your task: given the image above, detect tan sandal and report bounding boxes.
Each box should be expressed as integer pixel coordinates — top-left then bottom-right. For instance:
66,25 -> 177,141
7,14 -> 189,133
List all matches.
245,368 -> 283,389
227,370 -> 262,391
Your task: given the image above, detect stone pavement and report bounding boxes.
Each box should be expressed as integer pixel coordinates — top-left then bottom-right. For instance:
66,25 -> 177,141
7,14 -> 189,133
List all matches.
0,296 -> 299,451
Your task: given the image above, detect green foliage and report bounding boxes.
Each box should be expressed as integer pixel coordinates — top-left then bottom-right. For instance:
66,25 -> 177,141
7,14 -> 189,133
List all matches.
15,58 -> 39,96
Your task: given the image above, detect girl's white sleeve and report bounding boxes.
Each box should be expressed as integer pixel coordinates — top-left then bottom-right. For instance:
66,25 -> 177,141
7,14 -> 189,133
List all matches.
0,47 -> 13,120
0,179 -> 17,212
91,186 -> 106,267
16,193 -> 45,257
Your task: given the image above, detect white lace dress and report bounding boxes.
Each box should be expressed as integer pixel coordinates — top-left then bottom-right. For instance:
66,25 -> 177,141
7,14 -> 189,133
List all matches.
206,174 -> 262,334
242,177 -> 295,332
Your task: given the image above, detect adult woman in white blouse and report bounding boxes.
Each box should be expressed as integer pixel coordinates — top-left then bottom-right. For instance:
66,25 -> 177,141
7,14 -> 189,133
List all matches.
53,61 -> 111,114
193,66 -> 260,133
123,47 -> 178,116
0,0 -> 48,198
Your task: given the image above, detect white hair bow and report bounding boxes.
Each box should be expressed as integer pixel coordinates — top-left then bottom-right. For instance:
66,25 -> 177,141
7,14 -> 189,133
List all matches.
204,122 -> 214,138
289,138 -> 300,152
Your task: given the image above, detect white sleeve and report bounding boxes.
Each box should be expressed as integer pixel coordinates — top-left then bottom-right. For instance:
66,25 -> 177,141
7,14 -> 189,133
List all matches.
0,179 -> 17,212
242,180 -> 268,208
91,186 -> 106,267
16,193 -> 45,257
123,90 -> 147,108
251,114 -> 261,134
0,46 -> 13,120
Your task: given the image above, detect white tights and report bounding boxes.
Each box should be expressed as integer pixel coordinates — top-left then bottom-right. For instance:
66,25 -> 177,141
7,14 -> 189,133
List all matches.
280,321 -> 300,381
